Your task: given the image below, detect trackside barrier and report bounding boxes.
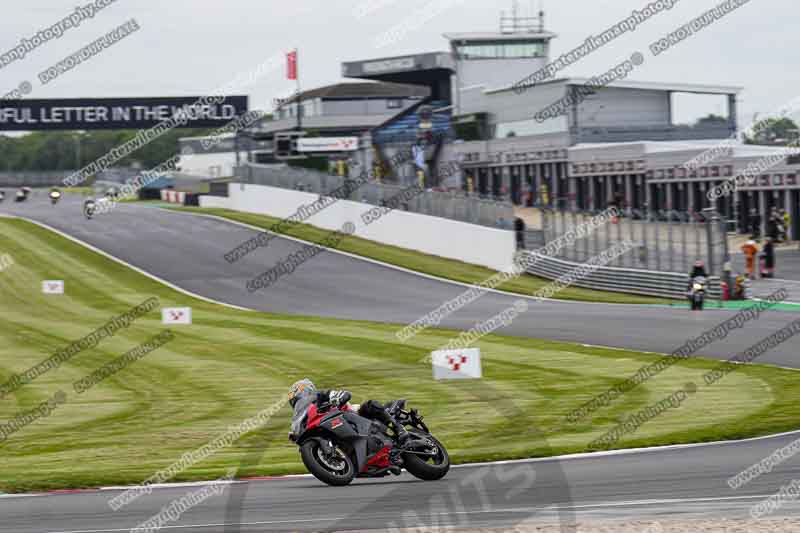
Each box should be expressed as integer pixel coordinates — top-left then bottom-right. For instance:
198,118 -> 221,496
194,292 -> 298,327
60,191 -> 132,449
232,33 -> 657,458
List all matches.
519,250 -> 722,300
0,171 -> 74,187
160,190 -> 186,204
235,163 -> 514,229
200,183 -> 517,271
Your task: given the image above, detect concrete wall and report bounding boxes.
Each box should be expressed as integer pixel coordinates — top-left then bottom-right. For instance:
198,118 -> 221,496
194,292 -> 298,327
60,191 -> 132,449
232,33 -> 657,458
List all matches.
461,81 -> 569,137
456,56 -> 550,95
178,152 -> 237,178
577,87 -> 671,128
200,183 -> 516,271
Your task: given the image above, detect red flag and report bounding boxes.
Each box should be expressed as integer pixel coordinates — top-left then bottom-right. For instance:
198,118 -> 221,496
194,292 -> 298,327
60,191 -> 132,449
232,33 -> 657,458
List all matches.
287,50 -> 297,80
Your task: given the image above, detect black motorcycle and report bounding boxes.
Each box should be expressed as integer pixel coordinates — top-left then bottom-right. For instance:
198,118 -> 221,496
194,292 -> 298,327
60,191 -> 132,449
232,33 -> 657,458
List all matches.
49,189 -> 62,205
292,399 -> 449,486
689,276 -> 707,311
83,199 -> 96,219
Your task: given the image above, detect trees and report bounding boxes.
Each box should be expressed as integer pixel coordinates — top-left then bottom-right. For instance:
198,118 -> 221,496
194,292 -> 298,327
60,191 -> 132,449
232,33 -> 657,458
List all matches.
0,128 -> 212,171
746,117 -> 800,145
695,113 -> 728,128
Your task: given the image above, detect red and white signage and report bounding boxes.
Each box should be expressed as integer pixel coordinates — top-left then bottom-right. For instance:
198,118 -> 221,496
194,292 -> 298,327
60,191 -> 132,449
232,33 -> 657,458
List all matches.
297,137 -> 359,153
42,280 -> 64,294
160,190 -> 186,204
287,50 -> 298,81
162,307 -> 192,325
431,348 -> 482,380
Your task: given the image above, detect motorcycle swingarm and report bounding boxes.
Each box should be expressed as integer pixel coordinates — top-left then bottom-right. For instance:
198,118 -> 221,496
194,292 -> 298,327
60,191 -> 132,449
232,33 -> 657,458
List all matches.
398,449 -> 436,457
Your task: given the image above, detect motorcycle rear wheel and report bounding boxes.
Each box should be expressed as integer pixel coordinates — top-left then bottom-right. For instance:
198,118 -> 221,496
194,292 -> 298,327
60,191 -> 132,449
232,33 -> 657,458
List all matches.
300,439 -> 356,486
403,434 -> 450,481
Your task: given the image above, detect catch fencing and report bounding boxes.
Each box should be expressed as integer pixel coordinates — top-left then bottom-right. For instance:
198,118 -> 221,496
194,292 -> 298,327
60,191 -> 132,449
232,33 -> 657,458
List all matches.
236,163 -> 513,229
540,208 -> 730,277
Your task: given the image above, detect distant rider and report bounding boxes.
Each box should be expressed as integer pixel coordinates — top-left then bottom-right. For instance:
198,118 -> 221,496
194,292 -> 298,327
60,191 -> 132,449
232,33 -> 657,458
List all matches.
688,259 -> 708,290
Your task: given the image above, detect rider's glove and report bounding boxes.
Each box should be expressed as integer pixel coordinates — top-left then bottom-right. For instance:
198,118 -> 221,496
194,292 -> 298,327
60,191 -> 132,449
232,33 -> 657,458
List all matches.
329,390 -> 352,407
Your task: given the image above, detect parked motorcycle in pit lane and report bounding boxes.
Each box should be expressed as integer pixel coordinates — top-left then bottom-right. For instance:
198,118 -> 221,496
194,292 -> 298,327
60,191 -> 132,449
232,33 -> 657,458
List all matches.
291,399 -> 449,486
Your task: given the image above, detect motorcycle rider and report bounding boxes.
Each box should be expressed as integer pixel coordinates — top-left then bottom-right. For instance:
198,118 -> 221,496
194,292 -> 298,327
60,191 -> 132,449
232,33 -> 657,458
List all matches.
688,259 -> 708,286
687,260 -> 708,309
288,379 -> 423,448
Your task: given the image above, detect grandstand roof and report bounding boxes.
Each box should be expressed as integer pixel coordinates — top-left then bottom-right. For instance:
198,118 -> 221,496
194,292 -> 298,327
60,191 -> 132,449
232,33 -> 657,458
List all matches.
486,77 -> 743,96
283,82 -> 429,104
251,113 -> 398,135
444,31 -> 557,42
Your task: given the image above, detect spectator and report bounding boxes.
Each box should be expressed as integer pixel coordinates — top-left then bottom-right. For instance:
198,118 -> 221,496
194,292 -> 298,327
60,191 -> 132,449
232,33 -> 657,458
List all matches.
514,217 -> 526,250
768,208 -> 782,241
741,239 -> 759,279
733,274 -> 747,300
762,238 -> 775,278
749,208 -> 761,240
782,209 -> 791,241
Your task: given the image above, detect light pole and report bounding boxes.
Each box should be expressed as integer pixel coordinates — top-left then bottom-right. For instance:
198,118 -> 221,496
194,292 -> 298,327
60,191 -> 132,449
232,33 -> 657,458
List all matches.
74,133 -> 82,171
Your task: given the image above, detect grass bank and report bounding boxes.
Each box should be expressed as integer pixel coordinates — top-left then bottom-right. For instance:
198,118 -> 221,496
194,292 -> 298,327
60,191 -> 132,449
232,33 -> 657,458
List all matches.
0,217 -> 797,492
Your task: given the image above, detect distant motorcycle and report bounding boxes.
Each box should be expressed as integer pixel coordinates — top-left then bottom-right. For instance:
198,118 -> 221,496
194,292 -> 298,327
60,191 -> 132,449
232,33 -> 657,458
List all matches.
83,199 -> 96,219
49,189 -> 62,205
15,189 -> 27,202
0,191 -> 5,203
689,276 -> 707,311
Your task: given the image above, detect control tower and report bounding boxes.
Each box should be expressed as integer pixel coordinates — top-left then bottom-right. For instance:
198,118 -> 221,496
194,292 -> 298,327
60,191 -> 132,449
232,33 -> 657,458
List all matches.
445,2 -> 556,113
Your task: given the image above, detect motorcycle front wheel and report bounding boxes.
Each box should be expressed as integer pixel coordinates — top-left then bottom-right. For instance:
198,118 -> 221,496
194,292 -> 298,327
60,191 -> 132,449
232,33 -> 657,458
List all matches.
403,434 -> 450,481
300,439 -> 356,486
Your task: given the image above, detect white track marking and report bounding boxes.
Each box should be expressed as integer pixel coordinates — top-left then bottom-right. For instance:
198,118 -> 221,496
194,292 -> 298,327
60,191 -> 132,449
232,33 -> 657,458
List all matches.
5,426 -> 800,501
35,494 -> 789,533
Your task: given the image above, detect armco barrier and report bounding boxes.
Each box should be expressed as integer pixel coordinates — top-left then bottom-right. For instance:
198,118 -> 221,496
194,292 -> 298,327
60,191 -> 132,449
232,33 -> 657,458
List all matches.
519,250 -> 722,300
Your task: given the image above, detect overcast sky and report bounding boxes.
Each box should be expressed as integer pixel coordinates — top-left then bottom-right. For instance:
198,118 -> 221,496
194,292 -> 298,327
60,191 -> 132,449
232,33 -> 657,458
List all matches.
0,0 -> 795,128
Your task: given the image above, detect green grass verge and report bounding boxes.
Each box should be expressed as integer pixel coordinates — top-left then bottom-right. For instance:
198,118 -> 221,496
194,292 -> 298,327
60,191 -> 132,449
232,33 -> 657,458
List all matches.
170,206 -> 667,305
0,217 -> 798,493
115,198 -> 170,204
652,301 -> 800,312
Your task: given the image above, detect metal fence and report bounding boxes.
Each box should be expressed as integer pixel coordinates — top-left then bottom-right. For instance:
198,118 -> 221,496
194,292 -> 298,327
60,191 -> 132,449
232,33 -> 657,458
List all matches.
0,171 -> 74,187
236,163 -> 514,229
520,250 -> 723,300
541,208 -> 730,277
